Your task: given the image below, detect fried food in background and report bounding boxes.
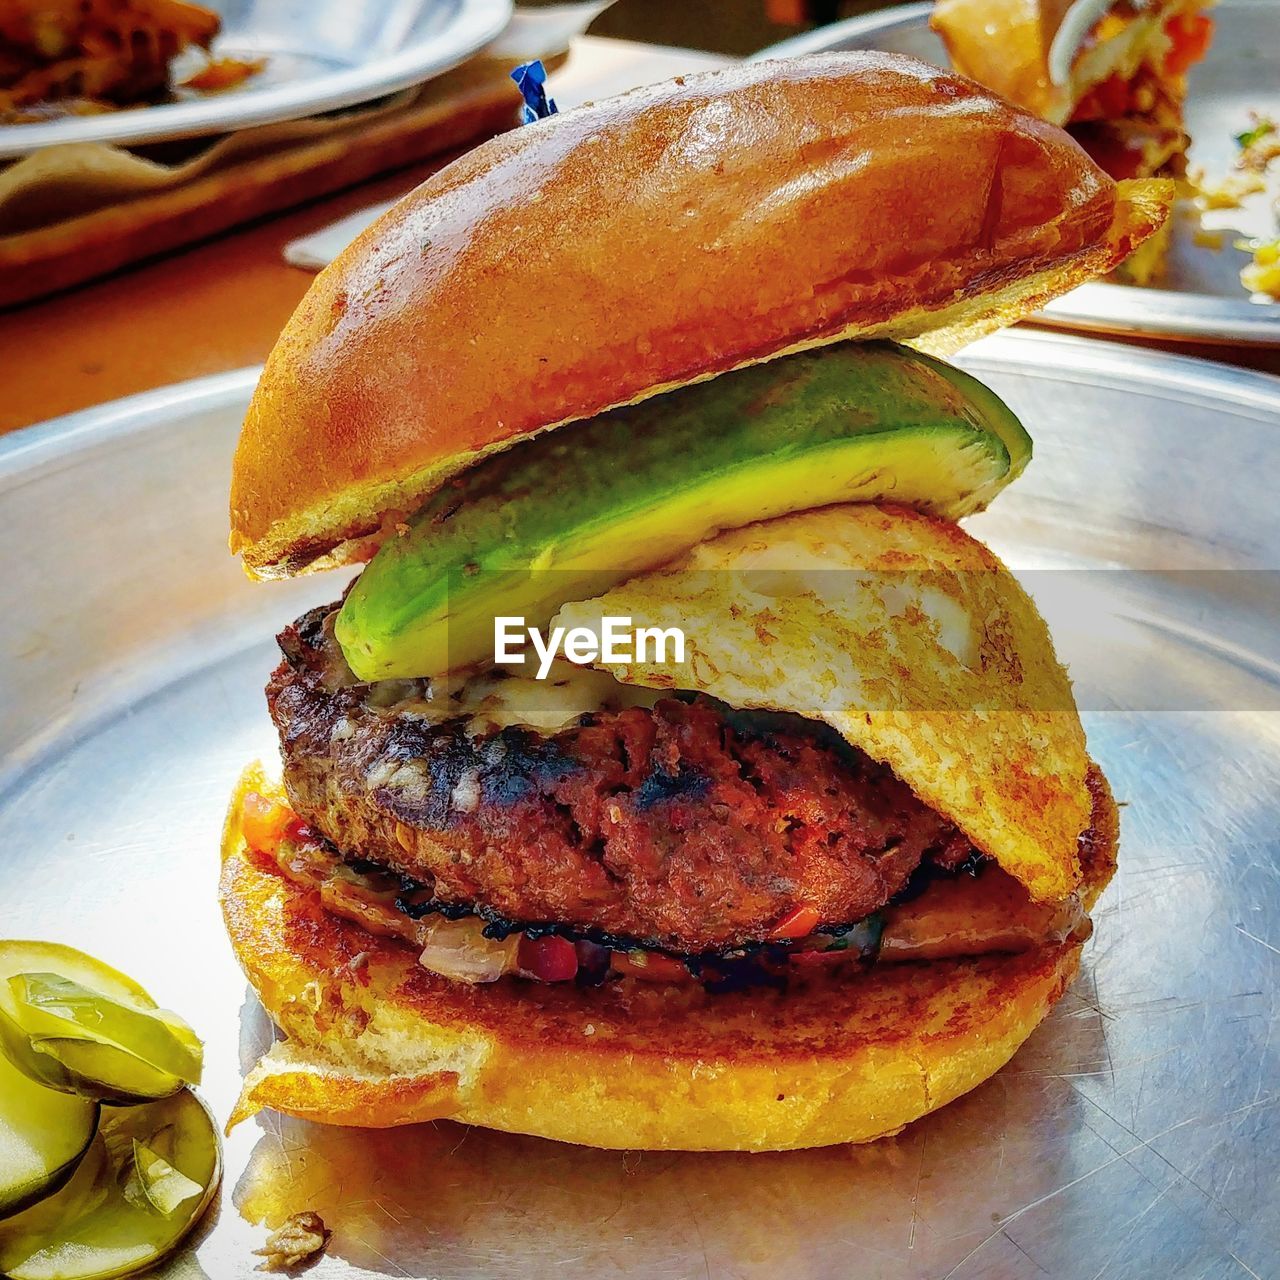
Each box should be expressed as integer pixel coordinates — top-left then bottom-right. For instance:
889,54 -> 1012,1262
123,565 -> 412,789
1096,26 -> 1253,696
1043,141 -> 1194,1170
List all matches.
932,0 -> 1214,282
0,0 -> 219,118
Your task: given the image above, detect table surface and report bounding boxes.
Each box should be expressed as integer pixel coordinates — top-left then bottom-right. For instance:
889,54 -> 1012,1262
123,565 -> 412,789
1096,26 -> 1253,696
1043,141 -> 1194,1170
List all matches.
3,34 -> 1277,436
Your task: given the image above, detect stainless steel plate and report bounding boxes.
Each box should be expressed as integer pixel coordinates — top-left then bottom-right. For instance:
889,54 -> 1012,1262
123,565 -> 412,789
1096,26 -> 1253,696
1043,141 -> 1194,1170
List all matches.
1,331 -> 1278,1278
0,0 -> 512,159
757,0 -> 1280,347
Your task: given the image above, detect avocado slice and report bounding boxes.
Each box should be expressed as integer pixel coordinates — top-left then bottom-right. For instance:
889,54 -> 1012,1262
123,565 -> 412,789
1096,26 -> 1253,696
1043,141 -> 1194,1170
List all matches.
336,341 -> 1031,682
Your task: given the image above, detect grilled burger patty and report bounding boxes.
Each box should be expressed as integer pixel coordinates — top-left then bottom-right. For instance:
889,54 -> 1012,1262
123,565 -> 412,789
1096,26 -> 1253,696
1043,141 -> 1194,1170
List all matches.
268,604 -> 983,952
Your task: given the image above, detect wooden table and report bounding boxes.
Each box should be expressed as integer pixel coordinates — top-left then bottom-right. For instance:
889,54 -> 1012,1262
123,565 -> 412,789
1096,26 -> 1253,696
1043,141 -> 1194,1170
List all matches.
2,35 -> 1275,435
3,167 -> 431,434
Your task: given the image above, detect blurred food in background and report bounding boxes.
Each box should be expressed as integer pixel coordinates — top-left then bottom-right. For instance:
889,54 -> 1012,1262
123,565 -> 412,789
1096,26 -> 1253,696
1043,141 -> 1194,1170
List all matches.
1211,113 -> 1280,300
0,0 -> 255,121
0,0 -> 600,307
931,0 -> 1213,284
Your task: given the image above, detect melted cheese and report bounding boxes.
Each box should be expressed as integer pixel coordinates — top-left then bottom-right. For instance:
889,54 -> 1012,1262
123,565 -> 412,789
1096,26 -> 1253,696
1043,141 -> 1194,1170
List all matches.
363,660 -> 663,737
461,663 -> 662,734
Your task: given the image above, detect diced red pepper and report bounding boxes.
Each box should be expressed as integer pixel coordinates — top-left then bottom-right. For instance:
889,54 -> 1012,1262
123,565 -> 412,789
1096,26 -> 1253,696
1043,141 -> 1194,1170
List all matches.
241,791 -> 298,856
767,904 -> 822,941
286,816 -> 317,845
611,949 -> 691,983
518,934 -> 579,982
1164,13 -> 1213,78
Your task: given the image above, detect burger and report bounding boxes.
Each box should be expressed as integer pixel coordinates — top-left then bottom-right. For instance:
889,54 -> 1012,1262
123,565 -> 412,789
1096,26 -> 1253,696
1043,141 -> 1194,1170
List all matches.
221,53 -> 1168,1151
931,0 -> 1213,282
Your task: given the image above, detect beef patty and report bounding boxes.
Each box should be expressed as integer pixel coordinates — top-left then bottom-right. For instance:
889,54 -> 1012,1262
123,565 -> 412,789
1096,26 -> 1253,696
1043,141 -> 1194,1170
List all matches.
268,604 -> 981,952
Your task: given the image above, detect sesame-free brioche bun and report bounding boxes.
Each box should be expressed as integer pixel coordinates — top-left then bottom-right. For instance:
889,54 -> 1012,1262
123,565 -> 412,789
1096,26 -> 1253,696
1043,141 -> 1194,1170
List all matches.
221,764 -> 1117,1149
229,52 -> 1171,580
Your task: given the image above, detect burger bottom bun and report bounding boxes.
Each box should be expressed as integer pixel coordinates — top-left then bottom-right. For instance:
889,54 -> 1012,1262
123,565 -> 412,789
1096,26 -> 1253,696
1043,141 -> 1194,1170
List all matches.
221,764 -> 1118,1151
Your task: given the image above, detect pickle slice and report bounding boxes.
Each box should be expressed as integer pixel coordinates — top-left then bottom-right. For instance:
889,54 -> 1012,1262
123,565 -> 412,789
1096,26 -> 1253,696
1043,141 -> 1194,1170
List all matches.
0,945 -> 202,1104
0,1090 -> 221,1280
12,973 -> 201,1079
0,1048 -> 98,1221
11,974 -> 201,1068
17,1039 -> 187,1107
0,944 -> 155,1010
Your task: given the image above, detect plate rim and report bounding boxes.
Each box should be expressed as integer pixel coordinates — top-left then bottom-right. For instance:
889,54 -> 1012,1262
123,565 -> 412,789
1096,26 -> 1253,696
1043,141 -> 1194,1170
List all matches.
4,331 -> 1278,481
0,0 -> 513,159
752,0 -> 1280,347
0,368 -> 259,483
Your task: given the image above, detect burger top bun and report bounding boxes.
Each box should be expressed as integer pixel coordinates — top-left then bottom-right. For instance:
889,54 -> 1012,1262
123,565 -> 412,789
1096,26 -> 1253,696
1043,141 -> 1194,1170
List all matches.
230,51 -> 1171,579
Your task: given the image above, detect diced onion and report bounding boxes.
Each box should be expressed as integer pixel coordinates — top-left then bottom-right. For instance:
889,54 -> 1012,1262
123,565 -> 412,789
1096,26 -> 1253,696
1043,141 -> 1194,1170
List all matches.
418,918 -> 518,984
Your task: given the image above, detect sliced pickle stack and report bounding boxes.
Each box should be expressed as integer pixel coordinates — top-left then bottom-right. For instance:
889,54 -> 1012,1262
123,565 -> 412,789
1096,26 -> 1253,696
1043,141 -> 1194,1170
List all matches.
0,942 -> 221,1280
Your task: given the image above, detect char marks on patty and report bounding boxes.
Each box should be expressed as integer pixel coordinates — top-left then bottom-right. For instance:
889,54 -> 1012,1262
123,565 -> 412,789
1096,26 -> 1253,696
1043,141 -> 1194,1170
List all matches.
268,605 -> 981,952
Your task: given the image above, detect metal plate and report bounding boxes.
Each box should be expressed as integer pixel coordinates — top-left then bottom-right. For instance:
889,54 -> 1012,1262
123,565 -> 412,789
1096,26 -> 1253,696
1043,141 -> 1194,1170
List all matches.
756,0 -> 1280,347
0,0 -> 512,159
1,330 -> 1278,1278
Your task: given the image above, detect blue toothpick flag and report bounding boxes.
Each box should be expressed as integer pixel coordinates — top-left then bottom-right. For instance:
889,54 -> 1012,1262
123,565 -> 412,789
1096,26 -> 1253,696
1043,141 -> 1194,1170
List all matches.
511,60 -> 558,124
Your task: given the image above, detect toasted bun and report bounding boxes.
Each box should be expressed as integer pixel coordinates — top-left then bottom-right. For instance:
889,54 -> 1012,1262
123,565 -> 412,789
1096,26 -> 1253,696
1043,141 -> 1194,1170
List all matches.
931,0 -> 1194,123
221,763 -> 1117,1149
230,52 -> 1171,579
559,504 -> 1092,904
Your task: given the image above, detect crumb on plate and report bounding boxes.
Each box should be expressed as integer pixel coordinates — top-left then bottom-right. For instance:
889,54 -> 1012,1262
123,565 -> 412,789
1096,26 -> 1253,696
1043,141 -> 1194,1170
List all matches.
253,1211 -> 330,1272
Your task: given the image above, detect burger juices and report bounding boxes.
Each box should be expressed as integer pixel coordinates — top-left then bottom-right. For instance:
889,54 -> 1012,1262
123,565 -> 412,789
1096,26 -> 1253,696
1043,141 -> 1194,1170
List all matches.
222,54 -> 1167,1150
